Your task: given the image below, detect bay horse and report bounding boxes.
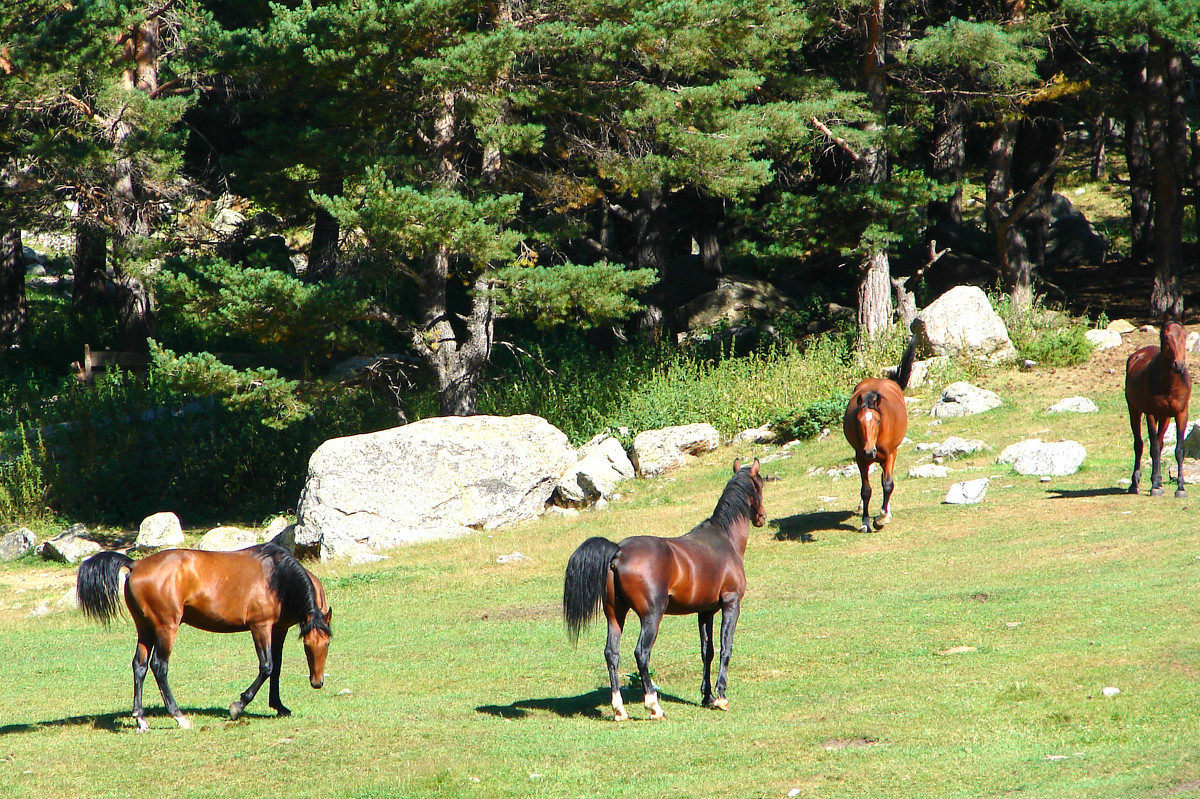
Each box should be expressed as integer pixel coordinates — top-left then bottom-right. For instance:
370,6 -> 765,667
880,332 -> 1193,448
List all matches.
843,338 -> 916,533
562,459 -> 765,721
1125,319 -> 1192,497
76,543 -> 332,732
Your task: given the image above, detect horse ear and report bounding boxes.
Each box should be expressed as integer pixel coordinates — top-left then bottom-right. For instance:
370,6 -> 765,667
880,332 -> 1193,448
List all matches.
732,458 -> 742,475
749,458 -> 760,478
324,607 -> 333,625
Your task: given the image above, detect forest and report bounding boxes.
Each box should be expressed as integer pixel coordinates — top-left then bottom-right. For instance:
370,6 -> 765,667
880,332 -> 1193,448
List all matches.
0,0 -> 1197,524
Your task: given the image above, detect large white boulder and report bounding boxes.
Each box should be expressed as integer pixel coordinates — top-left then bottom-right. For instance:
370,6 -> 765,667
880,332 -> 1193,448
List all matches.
135,512 -> 184,551
997,439 -> 1086,476
554,434 -> 635,508
294,414 -> 576,560
197,526 -> 258,552
912,285 -> 1017,362
945,477 -> 989,504
930,382 -> 1003,418
631,423 -> 721,477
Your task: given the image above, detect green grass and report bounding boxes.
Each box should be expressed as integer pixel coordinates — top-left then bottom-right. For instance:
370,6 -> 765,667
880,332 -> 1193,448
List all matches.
3,331 -> 1200,798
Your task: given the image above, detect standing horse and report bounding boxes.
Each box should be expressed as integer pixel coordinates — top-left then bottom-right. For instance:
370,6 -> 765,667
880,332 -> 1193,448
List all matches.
1125,319 -> 1192,497
843,338 -> 916,533
76,543 -> 332,732
562,459 -> 765,721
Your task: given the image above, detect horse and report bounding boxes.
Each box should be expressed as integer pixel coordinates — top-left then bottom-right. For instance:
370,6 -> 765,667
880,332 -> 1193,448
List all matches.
76,543 -> 332,732
562,458 -> 765,721
843,338 -> 917,533
1125,319 -> 1192,497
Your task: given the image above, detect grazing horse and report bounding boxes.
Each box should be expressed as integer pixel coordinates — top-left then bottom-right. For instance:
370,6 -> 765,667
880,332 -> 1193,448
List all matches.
76,543 -> 332,732
562,459 -> 765,721
843,338 -> 916,533
1125,319 -> 1192,497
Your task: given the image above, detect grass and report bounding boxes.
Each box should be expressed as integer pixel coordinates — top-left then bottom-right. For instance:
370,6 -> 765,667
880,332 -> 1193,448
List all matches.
3,327 -> 1200,798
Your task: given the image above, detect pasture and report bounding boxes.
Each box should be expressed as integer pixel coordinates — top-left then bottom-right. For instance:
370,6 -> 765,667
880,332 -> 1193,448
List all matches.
2,329 -> 1200,799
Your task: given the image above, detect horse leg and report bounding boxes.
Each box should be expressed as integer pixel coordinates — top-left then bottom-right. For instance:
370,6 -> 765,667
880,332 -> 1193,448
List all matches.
873,452 -> 896,530
1129,409 -> 1144,494
1175,413 -> 1189,498
711,593 -> 742,711
698,610 -> 716,707
131,622 -> 154,733
1148,416 -> 1165,496
604,601 -> 629,721
634,610 -> 665,719
857,455 -> 873,533
230,625 -> 273,720
267,626 -> 291,716
146,626 -> 190,730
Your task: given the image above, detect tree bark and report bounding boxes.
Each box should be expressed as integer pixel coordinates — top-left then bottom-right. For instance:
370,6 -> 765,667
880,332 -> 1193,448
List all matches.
928,93 -> 966,226
0,227 -> 26,347
634,181 -> 672,335
1090,115 -> 1110,181
72,217 -> 109,310
856,0 -> 893,341
1146,33 -> 1188,318
307,170 -> 343,282
1124,43 -> 1154,264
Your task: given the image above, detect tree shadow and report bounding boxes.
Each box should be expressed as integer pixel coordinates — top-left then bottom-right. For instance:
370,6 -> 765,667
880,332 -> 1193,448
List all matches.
476,687 -> 696,720
1046,487 -> 1129,499
0,706 -> 260,736
773,511 -> 856,542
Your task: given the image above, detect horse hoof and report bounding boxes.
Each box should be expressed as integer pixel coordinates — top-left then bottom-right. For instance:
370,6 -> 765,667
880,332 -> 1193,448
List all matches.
711,698 -> 729,711
859,524 -> 870,534
872,514 -> 891,530
613,712 -> 630,722
1127,484 -> 1139,494
649,708 -> 666,720
229,702 -> 244,721
1177,489 -> 1188,498
175,715 -> 192,730
135,717 -> 149,733
274,706 -> 292,718
1150,488 -> 1164,497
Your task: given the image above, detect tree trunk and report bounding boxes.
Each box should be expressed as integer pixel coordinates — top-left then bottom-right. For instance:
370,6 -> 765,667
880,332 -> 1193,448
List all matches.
0,227 -> 26,347
307,170 -> 343,282
1090,115 -> 1110,181
116,274 -> 155,352
72,217 -> 109,310
856,0 -> 893,340
1124,43 -> 1154,264
1146,33 -> 1188,318
928,93 -> 966,226
634,182 -> 672,335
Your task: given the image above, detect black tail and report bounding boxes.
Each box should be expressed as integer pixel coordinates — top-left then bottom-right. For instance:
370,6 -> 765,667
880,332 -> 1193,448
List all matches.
563,536 -> 619,645
893,337 -> 918,391
76,550 -> 134,625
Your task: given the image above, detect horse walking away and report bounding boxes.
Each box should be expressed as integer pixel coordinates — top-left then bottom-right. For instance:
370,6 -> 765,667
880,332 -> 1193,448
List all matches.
76,543 -> 333,732
562,459 -> 766,721
843,338 -> 917,533
1125,319 -> 1192,497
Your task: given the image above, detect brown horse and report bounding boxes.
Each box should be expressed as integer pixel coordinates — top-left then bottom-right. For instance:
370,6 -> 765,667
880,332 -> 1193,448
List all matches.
1125,319 -> 1192,497
76,543 -> 332,732
843,339 -> 916,533
562,459 -> 765,721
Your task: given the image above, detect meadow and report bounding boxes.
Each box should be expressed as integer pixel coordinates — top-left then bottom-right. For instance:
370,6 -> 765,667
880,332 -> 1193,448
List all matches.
2,327 -> 1200,799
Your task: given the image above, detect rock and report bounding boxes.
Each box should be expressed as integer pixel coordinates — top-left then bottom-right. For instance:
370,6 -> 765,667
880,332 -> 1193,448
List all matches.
733,424 -> 778,444
915,436 -> 987,458
945,478 -> 989,504
211,207 -> 246,236
930,382 -> 1003,418
554,452 -> 627,508
997,439 -> 1086,476
680,274 -> 795,332
908,464 -> 951,479
1047,396 -> 1098,414
912,285 -> 1017,362
631,423 -> 721,477
294,414 -> 576,560
1085,329 -> 1122,351
1106,318 -> 1136,334
0,527 -> 37,561
40,526 -> 102,564
1183,426 -> 1200,459
1188,332 -> 1200,353
1162,420 -> 1198,446
1044,193 -> 1108,268
496,552 -> 527,564
1102,686 -> 1121,697
262,516 -> 291,542
197,526 -> 258,551
578,434 -> 635,479
135,511 -> 185,551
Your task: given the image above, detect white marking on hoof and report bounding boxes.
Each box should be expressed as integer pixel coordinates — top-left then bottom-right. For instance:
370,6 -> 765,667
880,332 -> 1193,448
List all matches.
711,697 -> 729,711
611,690 -> 628,722
135,717 -> 149,733
175,714 -> 192,730
645,692 -> 665,719
873,513 -> 891,530
613,710 -> 630,722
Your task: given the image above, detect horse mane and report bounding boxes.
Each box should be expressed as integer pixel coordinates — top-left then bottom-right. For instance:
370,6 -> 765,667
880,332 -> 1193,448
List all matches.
710,467 -> 762,533
252,544 -> 331,638
861,390 -> 882,410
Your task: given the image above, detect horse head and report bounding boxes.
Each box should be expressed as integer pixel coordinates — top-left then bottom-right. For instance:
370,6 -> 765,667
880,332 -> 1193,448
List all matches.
732,458 -> 766,527
1162,320 -> 1188,375
302,606 -> 333,689
855,392 -> 884,460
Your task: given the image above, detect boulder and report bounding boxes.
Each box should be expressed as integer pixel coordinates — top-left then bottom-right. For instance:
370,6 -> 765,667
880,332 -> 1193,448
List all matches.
900,356 -> 950,389
631,423 -> 721,477
0,527 -> 37,561
997,439 -> 1086,476
197,526 -> 258,551
911,286 -> 1017,362
1085,329 -> 1122,351
945,478 -> 989,504
554,452 -> 628,508
578,434 -> 636,479
294,414 -> 576,560
135,511 -> 184,551
930,382 -> 1002,418
1107,318 -> 1136,334
915,436 -> 987,459
908,464 -> 952,479
1047,396 -> 1098,414
40,525 -> 101,564
733,424 -> 778,445
1044,193 -> 1108,268
680,274 -> 794,332
1162,420 -> 1198,446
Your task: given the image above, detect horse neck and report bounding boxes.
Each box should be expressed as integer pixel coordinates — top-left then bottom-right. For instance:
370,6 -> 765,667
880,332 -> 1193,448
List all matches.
710,505 -> 751,557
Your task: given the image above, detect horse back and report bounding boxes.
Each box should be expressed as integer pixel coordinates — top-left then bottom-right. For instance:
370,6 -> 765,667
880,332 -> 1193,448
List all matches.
127,548 -> 280,633
612,532 -> 744,615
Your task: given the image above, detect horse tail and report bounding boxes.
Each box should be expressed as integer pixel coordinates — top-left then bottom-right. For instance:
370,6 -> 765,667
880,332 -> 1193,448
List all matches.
76,550 -> 134,625
563,536 -> 619,645
893,336 -> 918,391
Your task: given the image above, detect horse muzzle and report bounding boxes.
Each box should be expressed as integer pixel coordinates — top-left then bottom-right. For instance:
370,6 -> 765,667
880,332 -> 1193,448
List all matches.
1174,361 -> 1187,375
863,448 -> 877,460
311,675 -> 325,689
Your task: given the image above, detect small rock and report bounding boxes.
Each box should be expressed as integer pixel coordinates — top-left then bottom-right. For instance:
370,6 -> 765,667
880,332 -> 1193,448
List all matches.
135,512 -> 184,551
1101,686 -> 1120,697
930,382 -> 1002,418
1039,475 -> 1052,483
1085,329 -> 1122,351
733,424 -> 777,445
496,552 -> 527,564
908,464 -> 951,479
945,478 -> 989,504
1106,319 -> 1135,334
0,527 -> 37,561
1047,396 -> 1098,414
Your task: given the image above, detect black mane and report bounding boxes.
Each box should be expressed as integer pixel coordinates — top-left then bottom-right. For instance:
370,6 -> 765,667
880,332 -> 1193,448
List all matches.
710,466 -> 762,533
252,544 -> 331,637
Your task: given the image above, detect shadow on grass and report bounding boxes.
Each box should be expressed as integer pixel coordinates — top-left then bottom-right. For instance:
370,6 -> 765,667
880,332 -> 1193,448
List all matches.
476,687 -> 695,720
0,706 -> 262,735
773,511 -> 856,542
1046,487 -> 1129,499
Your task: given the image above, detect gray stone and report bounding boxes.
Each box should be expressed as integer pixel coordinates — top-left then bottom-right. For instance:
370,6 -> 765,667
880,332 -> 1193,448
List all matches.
945,478 -> 989,504
930,382 -> 1002,418
997,439 -> 1086,476
578,434 -> 636,479
294,414 -> 576,560
908,464 -> 951,479
733,424 -> 778,444
41,527 -> 101,564
631,423 -> 721,477
1047,396 -> 1098,414
915,436 -> 987,458
1085,329 -> 1122,351
554,451 -> 628,508
135,511 -> 184,551
197,526 -> 258,551
1107,319 -> 1136,334
912,286 -> 1017,362
0,527 -> 37,561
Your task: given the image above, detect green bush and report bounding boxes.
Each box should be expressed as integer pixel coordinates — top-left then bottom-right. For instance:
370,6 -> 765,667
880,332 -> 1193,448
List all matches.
1014,324 -> 1094,367
770,395 -> 850,442
0,424 -> 52,524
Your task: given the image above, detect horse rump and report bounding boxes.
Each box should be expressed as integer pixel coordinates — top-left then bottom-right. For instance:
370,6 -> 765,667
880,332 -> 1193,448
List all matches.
76,550 -> 134,625
562,536 -> 619,644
